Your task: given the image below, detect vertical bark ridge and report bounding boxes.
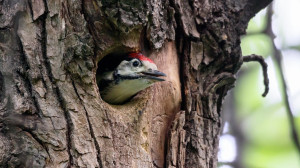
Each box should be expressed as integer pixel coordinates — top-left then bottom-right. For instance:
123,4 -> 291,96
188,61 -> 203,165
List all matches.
44,0 -> 99,166
15,2 -> 71,166
15,28 -> 51,159
165,1 -> 256,167
79,3 -> 106,166
71,79 -> 102,168
54,81 -> 75,167
15,30 -> 41,116
38,2 -> 76,166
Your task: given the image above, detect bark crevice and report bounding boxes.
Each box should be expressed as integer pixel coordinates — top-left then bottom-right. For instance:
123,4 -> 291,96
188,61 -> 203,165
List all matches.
71,79 -> 103,168
39,2 -> 75,166
52,80 -> 74,167
15,30 -> 41,116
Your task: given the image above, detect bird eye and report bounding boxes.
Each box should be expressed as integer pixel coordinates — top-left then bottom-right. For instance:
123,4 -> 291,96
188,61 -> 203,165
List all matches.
132,60 -> 140,67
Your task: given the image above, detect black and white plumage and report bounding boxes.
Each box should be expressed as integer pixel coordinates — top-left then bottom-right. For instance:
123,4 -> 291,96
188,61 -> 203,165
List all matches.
97,53 -> 166,104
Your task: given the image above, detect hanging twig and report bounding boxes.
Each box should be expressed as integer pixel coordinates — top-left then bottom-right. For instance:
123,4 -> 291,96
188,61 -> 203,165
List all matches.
243,54 -> 269,97
265,3 -> 300,155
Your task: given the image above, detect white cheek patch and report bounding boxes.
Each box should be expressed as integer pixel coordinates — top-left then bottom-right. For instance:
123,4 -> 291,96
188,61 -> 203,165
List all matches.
117,61 -> 135,76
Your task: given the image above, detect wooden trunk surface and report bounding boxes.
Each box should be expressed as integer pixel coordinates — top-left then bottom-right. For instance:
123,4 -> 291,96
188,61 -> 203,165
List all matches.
0,0 -> 271,167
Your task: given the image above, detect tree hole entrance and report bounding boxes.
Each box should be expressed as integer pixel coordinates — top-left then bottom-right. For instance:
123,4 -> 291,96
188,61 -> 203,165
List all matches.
96,45 -> 146,105
96,48 -> 166,105
97,51 -> 132,104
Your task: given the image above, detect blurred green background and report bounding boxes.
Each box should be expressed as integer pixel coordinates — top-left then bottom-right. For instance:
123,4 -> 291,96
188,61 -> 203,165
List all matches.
218,0 -> 300,168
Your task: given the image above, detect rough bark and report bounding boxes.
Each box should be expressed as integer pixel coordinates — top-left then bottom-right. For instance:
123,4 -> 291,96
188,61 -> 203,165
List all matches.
0,0 -> 271,168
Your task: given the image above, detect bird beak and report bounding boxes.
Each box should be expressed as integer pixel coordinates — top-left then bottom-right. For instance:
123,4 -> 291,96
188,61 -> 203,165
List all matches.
142,70 -> 166,81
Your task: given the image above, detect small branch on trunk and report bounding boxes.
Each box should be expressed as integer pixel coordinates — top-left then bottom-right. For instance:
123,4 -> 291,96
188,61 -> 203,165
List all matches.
243,54 -> 269,97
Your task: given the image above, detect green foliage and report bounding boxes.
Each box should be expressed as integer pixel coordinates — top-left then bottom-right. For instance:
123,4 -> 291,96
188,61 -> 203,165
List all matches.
246,11 -> 267,34
235,67 -> 264,117
234,7 -> 300,168
235,63 -> 300,168
243,109 -> 300,168
241,34 -> 273,57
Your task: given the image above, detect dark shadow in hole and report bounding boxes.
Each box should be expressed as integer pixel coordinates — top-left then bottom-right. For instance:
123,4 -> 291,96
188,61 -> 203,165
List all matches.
97,53 -> 130,77
97,53 -> 126,90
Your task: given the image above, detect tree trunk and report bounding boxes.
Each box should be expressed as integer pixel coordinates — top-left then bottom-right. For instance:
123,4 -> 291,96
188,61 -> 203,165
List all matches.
0,0 -> 271,167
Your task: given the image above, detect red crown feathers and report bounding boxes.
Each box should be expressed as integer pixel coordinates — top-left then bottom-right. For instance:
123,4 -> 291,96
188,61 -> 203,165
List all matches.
128,53 -> 154,63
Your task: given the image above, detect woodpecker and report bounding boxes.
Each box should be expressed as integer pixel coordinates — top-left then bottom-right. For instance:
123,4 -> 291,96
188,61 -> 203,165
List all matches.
97,52 -> 166,104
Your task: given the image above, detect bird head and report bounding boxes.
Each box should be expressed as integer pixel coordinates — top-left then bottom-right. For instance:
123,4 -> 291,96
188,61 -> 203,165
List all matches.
97,52 -> 166,104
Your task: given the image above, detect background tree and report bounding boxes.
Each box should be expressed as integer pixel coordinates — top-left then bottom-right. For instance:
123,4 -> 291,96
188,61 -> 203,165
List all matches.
0,0 -> 271,167
220,1 -> 300,167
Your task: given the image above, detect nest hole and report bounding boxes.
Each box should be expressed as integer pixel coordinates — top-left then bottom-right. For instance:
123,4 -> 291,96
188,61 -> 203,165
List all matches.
96,47 -> 140,105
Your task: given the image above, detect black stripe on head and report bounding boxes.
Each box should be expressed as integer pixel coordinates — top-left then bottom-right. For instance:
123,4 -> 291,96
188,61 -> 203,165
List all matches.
113,69 -> 142,84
